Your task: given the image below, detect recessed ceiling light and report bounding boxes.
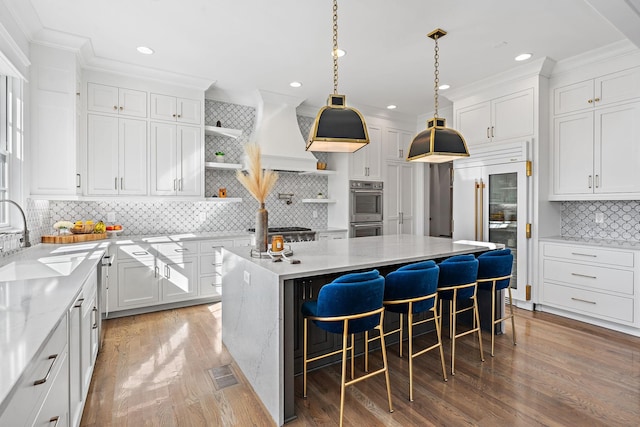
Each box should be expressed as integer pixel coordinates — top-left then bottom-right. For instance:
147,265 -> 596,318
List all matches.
386,105 -> 397,110
289,81 -> 302,88
515,53 -> 532,62
137,46 -> 154,55
332,48 -> 346,57
438,84 -> 450,90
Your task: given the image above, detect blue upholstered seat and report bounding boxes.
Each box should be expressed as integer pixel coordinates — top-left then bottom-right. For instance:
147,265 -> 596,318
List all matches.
378,260 -> 447,400
437,254 -> 484,375
300,269 -> 393,425
301,269 -> 384,334
476,248 -> 516,356
477,248 -> 513,291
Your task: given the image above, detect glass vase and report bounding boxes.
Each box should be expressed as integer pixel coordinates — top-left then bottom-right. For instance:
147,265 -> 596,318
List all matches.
255,203 -> 268,253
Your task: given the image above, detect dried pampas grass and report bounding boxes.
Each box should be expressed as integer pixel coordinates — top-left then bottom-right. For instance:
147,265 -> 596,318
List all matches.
236,143 -> 278,205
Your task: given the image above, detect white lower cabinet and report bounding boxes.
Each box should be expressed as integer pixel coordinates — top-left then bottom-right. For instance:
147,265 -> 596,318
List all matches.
109,237 -> 255,314
0,316 -> 69,427
540,241 -> 639,332
69,272 -> 98,427
316,231 -> 347,240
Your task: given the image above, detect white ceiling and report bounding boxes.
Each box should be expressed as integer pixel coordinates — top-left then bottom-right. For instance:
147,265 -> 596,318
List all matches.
4,0 -> 640,116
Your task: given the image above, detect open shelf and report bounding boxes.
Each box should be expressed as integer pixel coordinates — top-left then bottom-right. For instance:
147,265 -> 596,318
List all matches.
205,162 -> 242,170
301,199 -> 336,204
205,197 -> 243,203
204,126 -> 242,139
299,170 -> 337,175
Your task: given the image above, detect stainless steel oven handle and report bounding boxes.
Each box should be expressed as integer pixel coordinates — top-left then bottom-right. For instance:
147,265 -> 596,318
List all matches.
352,223 -> 383,228
351,189 -> 383,194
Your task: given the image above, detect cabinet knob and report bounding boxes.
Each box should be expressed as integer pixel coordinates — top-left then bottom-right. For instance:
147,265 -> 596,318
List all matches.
172,114 -> 177,117
588,99 -> 593,104
113,105 -> 118,110
119,106 -> 123,110
177,114 -> 181,118
594,97 -> 600,102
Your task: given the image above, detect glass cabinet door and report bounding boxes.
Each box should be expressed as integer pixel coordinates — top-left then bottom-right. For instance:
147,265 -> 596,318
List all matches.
488,172 -> 519,288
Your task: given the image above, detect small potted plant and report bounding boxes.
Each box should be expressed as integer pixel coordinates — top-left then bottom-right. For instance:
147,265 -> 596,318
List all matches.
215,151 -> 225,163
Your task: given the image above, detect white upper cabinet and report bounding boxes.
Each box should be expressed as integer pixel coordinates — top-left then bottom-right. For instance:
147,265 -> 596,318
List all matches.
150,122 -> 202,196
87,114 -> 148,196
455,88 -> 534,146
150,93 -> 201,125
87,83 -> 147,118
554,67 -> 640,115
384,128 -> 413,161
551,65 -> 640,199
350,125 -> 382,180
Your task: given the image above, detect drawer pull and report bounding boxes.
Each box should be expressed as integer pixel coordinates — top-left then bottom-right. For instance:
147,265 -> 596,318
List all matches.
74,298 -> 84,308
92,306 -> 98,329
49,416 -> 60,427
174,248 -> 189,252
571,252 -> 597,257
571,297 -> 596,305
571,273 -> 597,279
34,354 -> 58,385
133,251 -> 149,256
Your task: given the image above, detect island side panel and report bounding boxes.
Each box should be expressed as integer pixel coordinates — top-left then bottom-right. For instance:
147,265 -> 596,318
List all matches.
221,250 -> 284,426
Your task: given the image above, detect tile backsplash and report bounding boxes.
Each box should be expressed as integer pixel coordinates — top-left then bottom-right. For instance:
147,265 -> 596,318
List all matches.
561,200 -> 640,241
4,100 -> 331,254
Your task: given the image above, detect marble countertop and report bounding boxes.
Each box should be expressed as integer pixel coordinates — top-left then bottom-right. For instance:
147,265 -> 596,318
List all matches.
0,241 -> 109,410
540,235 -> 640,250
223,234 -> 490,281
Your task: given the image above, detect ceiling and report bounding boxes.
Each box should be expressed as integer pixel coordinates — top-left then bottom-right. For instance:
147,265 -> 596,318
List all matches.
4,0 -> 640,117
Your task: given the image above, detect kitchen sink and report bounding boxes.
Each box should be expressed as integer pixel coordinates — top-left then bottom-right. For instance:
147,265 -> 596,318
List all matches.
0,255 -> 86,282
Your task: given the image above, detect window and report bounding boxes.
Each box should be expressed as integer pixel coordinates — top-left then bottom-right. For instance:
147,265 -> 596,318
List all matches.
0,74 -> 22,229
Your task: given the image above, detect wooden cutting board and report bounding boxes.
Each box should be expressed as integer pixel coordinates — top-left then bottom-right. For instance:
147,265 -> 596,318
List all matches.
41,233 -> 108,244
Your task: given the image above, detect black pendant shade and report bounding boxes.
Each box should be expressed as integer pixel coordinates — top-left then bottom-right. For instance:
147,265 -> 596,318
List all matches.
406,117 -> 469,163
306,94 -> 369,153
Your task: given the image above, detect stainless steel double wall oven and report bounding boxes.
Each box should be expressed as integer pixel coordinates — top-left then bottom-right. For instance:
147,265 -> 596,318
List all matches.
349,180 -> 383,237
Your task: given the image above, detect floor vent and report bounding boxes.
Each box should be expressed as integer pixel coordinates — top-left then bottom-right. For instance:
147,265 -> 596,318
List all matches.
208,364 -> 239,390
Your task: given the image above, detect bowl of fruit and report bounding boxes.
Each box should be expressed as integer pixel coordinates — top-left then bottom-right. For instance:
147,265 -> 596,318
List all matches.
70,220 -> 95,234
106,224 -> 124,238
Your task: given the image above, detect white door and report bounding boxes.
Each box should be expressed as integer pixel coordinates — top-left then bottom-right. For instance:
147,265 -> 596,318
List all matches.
483,162 -> 530,302
366,126 -> 382,180
177,125 -> 202,196
384,163 -> 400,235
554,80 -> 594,115
553,112 -> 594,195
118,88 -> 147,118
399,163 -> 414,234
177,98 -> 201,124
160,258 -> 198,301
455,101 -> 490,145
119,118 -> 147,195
117,261 -> 158,307
150,122 -> 178,195
87,83 -> 119,114
87,114 -> 119,195
491,89 -> 534,142
452,165 -> 484,241
595,102 -> 640,194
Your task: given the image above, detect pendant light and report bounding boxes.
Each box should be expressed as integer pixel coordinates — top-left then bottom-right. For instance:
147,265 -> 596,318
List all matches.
306,0 -> 369,153
407,28 -> 469,163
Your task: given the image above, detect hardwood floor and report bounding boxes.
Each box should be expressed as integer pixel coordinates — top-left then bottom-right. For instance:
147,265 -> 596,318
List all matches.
82,303 -> 640,426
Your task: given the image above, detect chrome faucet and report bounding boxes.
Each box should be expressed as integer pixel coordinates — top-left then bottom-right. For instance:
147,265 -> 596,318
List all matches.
0,199 -> 31,248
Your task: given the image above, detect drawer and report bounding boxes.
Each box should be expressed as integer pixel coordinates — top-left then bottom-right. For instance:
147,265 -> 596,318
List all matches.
543,282 -> 634,323
154,241 -> 198,259
199,240 -> 233,254
234,237 -> 252,247
117,244 -> 154,263
0,316 -> 68,426
200,254 -> 223,275
543,259 -> 634,295
200,274 -> 222,297
543,243 -> 634,267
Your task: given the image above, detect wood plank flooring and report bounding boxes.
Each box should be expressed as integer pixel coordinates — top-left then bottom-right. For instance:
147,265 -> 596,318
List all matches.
81,303 -> 640,426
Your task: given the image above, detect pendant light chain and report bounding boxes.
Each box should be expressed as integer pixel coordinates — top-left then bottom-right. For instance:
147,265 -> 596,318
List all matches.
433,33 -> 440,118
332,0 -> 339,94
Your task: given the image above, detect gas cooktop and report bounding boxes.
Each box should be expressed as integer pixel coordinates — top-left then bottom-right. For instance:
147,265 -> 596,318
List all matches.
247,227 -> 312,233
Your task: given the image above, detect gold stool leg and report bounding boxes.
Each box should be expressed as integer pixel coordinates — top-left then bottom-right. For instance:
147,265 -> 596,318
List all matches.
473,295 -> 485,362
491,282 -> 496,357
433,306 -> 448,382
339,323 -> 349,427
364,330 -> 369,372
451,293 -> 457,375
408,311 -> 414,401
303,318 -> 309,398
378,319 -> 394,414
399,313 -> 404,357
508,286 -> 517,346
350,333 -> 355,380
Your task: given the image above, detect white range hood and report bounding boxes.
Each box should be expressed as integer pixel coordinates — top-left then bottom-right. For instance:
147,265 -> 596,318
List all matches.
249,90 -> 318,172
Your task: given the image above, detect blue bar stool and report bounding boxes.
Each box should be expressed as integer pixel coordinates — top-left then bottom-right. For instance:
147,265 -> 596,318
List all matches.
477,248 -> 516,356
376,260 -> 447,401
301,269 -> 393,427
437,254 -> 484,375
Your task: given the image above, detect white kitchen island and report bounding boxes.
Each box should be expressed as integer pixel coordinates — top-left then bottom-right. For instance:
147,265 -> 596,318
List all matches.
221,235 -> 489,425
